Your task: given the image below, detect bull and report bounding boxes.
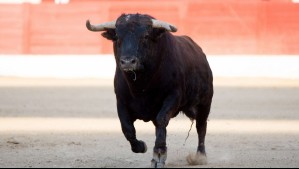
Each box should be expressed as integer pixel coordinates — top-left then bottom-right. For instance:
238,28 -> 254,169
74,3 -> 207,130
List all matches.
86,14 -> 213,168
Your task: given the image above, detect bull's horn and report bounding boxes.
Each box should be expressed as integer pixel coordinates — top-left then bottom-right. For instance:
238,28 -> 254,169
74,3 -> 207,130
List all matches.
152,19 -> 177,32
86,20 -> 116,32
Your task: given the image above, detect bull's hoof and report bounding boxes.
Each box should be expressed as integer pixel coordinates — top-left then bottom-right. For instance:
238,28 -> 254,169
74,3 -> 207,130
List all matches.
131,140 -> 147,153
151,159 -> 165,168
186,152 -> 207,165
151,150 -> 167,168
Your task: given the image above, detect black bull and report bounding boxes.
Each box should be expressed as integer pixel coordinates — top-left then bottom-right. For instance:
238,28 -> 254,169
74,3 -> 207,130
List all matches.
86,14 -> 213,168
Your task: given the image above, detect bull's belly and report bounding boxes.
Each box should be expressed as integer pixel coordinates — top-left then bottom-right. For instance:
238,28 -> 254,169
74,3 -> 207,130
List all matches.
125,92 -> 203,122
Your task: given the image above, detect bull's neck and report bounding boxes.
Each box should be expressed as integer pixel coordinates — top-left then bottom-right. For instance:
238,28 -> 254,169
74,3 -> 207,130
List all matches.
123,66 -> 160,94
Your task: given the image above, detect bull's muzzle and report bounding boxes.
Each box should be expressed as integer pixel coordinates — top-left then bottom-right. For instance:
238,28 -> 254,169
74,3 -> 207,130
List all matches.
120,57 -> 138,71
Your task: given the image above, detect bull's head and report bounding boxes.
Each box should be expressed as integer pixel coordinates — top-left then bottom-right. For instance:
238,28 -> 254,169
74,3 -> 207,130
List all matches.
86,14 -> 177,73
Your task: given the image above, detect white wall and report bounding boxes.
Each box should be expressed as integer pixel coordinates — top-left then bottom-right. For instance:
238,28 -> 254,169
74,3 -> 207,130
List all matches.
0,55 -> 299,79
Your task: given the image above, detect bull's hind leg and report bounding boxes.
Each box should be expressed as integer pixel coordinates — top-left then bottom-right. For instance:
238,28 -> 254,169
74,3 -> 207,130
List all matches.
187,104 -> 211,165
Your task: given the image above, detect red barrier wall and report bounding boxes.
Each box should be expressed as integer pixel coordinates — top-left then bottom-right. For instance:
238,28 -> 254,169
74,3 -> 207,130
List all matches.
0,0 -> 299,55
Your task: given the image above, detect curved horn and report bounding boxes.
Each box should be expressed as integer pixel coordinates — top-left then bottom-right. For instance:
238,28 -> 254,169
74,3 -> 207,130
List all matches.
151,19 -> 177,32
86,20 -> 116,32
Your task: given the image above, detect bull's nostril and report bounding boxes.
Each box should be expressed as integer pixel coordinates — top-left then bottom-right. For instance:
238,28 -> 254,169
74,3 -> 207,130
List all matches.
131,59 -> 136,64
120,58 -> 137,66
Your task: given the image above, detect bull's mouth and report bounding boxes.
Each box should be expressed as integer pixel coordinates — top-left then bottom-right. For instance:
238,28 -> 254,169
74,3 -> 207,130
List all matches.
121,64 -> 144,72
123,69 -> 137,81
122,68 -> 136,72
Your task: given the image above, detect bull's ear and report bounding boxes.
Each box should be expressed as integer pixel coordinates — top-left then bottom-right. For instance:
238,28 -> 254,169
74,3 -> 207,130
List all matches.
101,29 -> 117,41
152,28 -> 167,40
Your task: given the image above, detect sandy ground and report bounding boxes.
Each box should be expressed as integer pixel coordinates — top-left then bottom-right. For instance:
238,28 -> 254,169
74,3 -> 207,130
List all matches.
0,77 -> 299,168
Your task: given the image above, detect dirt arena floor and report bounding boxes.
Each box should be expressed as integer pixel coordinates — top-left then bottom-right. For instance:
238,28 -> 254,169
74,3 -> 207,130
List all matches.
0,77 -> 299,168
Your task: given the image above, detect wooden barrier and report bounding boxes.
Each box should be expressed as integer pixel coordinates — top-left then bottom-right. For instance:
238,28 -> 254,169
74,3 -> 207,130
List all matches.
0,0 -> 299,54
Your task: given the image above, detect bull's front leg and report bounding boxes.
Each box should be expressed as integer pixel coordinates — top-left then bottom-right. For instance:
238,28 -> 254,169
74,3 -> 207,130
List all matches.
151,93 -> 180,168
117,102 -> 147,153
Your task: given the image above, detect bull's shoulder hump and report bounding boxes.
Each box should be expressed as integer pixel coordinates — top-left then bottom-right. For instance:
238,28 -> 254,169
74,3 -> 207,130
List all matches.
174,35 -> 203,52
174,35 -> 198,46
174,35 -> 193,42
